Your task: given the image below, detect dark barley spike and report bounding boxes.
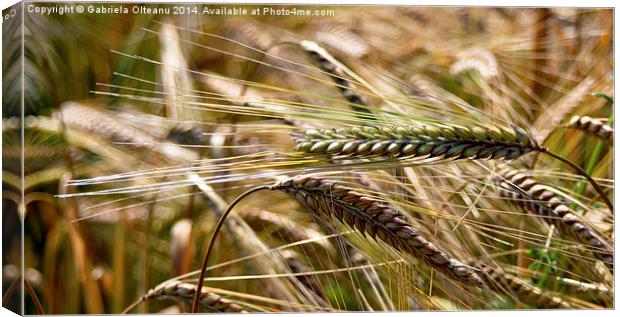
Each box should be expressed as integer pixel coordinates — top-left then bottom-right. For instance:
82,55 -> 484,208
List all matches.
477,263 -> 570,309
566,115 -> 613,143
294,123 -> 539,163
146,280 -> 247,313
270,175 -> 484,288
495,169 -> 614,271
299,40 -> 374,119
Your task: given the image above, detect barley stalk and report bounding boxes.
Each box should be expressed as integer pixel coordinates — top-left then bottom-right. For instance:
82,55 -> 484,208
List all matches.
477,263 -> 570,309
496,169 -> 613,270
192,186 -> 271,312
270,175 -> 484,288
294,123 -> 539,162
529,272 -> 612,300
566,116 -> 613,142
145,280 -> 247,313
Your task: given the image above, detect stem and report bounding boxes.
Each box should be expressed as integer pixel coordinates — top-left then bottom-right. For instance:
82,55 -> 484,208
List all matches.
191,186 -> 269,313
141,194 -> 157,313
121,296 -> 145,314
2,276 -> 21,307
540,149 -> 613,211
24,278 -> 45,314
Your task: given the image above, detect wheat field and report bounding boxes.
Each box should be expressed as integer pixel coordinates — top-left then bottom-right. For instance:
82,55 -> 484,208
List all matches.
1,4 -> 614,314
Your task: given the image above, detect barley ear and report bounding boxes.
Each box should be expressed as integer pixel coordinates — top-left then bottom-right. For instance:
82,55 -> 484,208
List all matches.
294,123 -> 539,163
146,280 -> 247,313
477,263 -> 570,309
566,116 -> 613,143
270,175 -> 485,288
299,40 -> 375,120
496,169 -> 613,271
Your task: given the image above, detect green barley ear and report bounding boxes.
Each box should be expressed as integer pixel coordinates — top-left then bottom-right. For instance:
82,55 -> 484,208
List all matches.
293,123 -> 612,211
270,175 -> 484,288
293,123 -> 540,162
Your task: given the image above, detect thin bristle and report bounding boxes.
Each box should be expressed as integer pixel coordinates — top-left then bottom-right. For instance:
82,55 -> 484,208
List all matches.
270,175 -> 484,288
241,208 -> 330,250
294,124 -> 539,162
495,169 -> 614,270
279,250 -> 326,302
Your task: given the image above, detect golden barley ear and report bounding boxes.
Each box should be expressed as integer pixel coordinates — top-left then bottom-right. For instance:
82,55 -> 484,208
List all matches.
495,169 -> 613,271
477,263 -> 570,309
565,116 -> 613,143
311,21 -> 370,59
145,280 -> 248,313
